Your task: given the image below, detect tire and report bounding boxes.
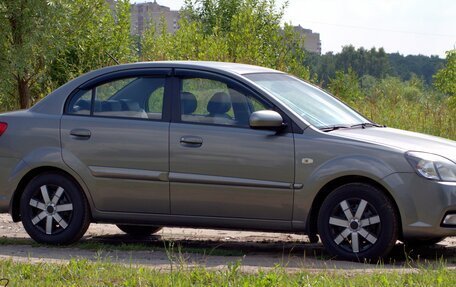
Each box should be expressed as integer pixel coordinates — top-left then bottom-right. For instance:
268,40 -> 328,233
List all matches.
20,172 -> 90,245
403,237 -> 446,247
317,183 -> 398,261
117,225 -> 162,237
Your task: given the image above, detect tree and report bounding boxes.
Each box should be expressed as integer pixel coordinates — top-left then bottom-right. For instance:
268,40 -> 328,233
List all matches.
0,0 -> 134,110
0,0 -> 63,109
141,0 -> 309,79
434,49 -> 456,106
306,46 -> 443,88
49,0 -> 135,88
328,68 -> 362,104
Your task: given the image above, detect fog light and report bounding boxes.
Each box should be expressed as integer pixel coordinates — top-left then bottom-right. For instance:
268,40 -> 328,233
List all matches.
443,214 -> 456,225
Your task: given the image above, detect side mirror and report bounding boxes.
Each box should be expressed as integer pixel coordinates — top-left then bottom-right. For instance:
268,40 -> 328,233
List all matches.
249,110 -> 284,130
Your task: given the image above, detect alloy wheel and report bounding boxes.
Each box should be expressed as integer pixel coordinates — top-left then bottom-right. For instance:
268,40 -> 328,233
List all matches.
328,198 -> 381,254
28,184 -> 74,235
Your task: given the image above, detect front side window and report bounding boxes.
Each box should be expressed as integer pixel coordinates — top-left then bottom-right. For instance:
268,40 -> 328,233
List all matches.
67,77 -> 165,120
180,77 -> 269,127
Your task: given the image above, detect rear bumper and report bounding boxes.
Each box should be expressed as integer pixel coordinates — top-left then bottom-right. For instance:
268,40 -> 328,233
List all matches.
383,172 -> 456,239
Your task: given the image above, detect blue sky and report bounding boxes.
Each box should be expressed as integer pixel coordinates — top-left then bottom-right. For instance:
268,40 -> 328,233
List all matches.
134,0 -> 456,58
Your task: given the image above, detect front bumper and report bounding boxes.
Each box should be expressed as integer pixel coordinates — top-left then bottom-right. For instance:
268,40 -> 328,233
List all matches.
383,172 -> 456,239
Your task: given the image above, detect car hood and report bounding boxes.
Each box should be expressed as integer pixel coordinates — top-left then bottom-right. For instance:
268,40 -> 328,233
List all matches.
331,127 -> 456,162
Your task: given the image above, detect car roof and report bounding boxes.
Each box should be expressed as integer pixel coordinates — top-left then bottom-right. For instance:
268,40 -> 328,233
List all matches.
110,61 -> 283,75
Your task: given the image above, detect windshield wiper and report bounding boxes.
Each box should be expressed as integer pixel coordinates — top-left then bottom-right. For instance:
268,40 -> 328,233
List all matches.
350,122 -> 385,129
319,122 -> 385,132
319,125 -> 351,132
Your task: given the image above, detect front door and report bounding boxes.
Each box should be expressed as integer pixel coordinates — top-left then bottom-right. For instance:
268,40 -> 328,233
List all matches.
169,73 -> 295,220
61,73 -> 170,214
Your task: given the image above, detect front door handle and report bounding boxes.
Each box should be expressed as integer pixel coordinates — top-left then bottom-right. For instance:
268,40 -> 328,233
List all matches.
180,136 -> 203,147
70,128 -> 91,139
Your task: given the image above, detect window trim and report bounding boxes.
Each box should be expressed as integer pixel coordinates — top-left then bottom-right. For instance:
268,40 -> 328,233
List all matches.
78,68 -> 172,90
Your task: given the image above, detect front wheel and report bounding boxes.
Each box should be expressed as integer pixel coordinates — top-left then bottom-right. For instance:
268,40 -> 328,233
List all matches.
20,173 -> 90,245
318,183 -> 398,261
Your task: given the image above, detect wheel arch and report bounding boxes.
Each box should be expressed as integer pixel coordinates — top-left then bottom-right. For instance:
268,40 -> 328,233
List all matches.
307,175 -> 403,240
10,166 -> 92,222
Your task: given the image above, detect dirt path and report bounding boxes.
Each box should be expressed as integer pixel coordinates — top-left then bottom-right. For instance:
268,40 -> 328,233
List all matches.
1,214 -> 455,273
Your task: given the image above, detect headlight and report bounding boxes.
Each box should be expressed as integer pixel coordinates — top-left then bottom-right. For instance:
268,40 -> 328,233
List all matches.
405,152 -> 456,182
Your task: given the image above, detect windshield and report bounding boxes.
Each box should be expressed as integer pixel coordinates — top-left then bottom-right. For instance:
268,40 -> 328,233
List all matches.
245,73 -> 369,129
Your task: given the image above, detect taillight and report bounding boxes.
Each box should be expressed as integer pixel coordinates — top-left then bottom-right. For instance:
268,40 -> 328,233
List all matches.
0,122 -> 8,136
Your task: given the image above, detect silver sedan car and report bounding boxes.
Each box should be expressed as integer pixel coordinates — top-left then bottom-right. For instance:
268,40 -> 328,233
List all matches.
0,61 -> 455,261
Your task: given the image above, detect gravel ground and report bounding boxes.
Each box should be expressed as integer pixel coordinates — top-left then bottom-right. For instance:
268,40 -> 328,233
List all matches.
0,214 -> 455,272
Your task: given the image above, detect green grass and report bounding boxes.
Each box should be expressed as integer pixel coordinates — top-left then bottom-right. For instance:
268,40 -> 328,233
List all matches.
0,259 -> 454,286
1,237 -> 455,286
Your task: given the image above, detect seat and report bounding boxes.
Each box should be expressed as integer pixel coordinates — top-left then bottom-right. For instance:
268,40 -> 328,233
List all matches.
109,99 -> 147,118
103,100 -> 122,112
74,99 -> 91,114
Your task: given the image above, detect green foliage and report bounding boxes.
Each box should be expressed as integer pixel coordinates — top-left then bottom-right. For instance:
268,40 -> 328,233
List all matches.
0,0 -> 135,110
351,75 -> 456,140
306,45 -> 391,86
328,68 -> 362,104
306,45 -> 444,87
434,49 -> 456,108
389,53 -> 444,85
141,0 -> 309,79
49,0 -> 135,88
0,0 -> 64,109
322,54 -> 456,140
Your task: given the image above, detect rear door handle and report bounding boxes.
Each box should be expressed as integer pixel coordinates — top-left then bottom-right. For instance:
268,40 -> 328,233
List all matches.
70,129 -> 91,139
180,136 -> 203,147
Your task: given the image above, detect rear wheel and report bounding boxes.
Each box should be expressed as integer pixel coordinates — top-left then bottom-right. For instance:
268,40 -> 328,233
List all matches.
117,225 -> 162,237
318,183 -> 398,261
20,173 -> 90,245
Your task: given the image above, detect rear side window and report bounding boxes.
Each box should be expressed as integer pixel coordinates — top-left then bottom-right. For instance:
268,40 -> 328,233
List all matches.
67,77 -> 165,120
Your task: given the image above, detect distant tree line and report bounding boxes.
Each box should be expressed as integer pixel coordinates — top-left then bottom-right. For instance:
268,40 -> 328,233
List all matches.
305,46 -> 445,87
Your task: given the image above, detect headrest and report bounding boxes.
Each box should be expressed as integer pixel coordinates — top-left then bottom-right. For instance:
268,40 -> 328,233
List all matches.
181,92 -> 197,114
207,92 -> 231,115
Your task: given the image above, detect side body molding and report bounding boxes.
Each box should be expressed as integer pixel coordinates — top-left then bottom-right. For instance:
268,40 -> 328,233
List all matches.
169,172 -> 293,189
89,166 -> 169,182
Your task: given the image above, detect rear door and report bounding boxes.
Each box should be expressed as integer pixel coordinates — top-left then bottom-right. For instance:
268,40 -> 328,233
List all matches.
60,69 -> 171,214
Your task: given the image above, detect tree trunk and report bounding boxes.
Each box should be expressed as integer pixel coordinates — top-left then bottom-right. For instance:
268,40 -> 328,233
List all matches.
8,1 -> 31,109
17,77 -> 30,109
